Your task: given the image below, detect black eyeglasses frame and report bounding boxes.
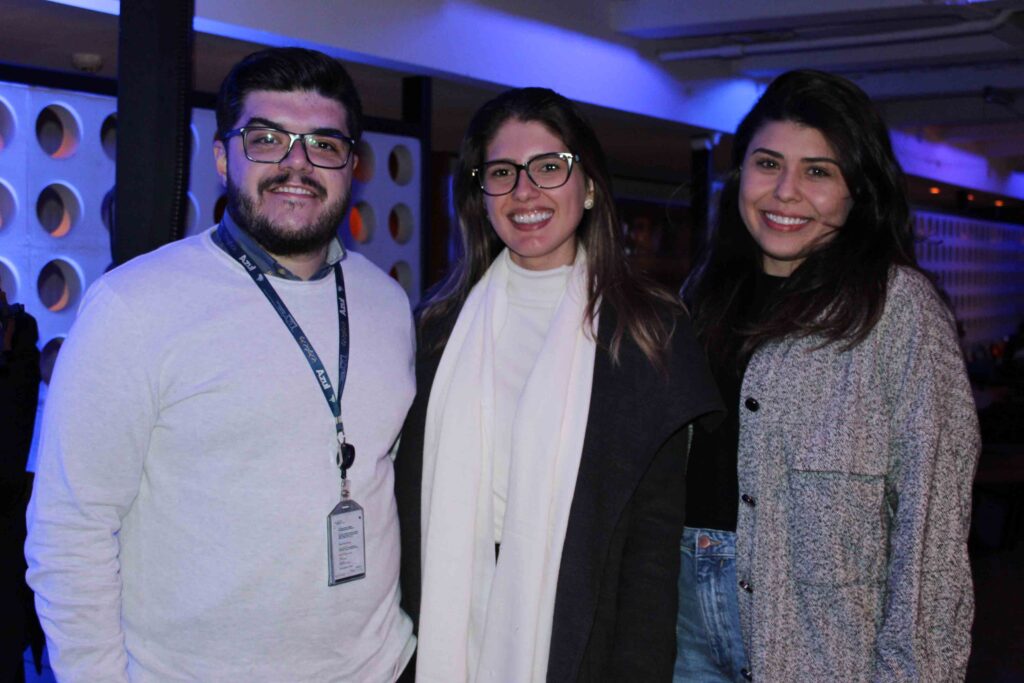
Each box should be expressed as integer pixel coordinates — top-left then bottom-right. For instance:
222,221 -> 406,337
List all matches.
221,126 -> 356,170
471,152 -> 580,196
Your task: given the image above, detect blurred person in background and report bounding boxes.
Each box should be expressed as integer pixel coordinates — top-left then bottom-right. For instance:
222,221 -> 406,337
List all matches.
0,284 -> 41,683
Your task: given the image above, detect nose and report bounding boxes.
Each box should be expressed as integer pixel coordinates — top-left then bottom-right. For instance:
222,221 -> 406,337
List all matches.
511,167 -> 539,200
773,168 -> 800,202
278,137 -> 313,172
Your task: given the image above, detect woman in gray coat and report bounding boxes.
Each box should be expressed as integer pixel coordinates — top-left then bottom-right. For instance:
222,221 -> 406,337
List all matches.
674,70 -> 980,682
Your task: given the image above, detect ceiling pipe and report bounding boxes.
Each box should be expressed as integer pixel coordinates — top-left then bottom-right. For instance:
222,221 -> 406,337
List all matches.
658,8 -> 1018,61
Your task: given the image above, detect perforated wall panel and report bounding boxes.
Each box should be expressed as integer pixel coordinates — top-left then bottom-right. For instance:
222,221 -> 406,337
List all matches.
0,80 -> 422,378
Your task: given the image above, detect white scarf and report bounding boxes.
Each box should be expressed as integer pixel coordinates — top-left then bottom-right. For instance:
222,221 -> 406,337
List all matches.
417,249 -> 597,683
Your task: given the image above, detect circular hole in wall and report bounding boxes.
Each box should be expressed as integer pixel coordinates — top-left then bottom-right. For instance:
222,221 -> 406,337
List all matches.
388,145 -> 414,186
40,337 -> 64,385
388,203 -> 413,245
101,186 -> 115,232
100,113 -> 117,160
0,259 -> 18,300
389,260 -> 413,294
213,194 -> 227,224
35,104 -> 80,158
350,202 -> 375,244
36,183 -> 81,237
37,259 -> 81,312
0,97 -> 15,153
354,140 -> 374,183
0,180 -> 17,231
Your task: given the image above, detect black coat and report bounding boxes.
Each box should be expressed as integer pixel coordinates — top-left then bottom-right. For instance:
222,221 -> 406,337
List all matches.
395,301 -> 721,682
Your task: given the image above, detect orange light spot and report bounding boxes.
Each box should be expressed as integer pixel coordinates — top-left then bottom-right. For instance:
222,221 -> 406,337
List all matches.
350,206 -> 365,242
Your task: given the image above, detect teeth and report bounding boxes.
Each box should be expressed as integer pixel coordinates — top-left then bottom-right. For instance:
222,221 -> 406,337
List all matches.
272,186 -> 316,197
765,212 -> 808,226
511,210 -> 553,225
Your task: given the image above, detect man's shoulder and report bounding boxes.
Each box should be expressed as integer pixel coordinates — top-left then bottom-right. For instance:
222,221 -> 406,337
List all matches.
341,250 -> 411,308
101,228 -> 220,290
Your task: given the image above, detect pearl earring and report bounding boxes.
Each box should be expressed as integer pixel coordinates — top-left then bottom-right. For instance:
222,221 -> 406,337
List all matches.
584,197 -> 594,210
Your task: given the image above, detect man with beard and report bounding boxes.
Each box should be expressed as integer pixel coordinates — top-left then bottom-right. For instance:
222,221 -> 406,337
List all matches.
26,48 -> 416,682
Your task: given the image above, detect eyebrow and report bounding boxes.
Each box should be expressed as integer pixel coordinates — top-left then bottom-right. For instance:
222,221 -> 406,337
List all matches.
483,151 -> 569,164
750,147 -> 842,166
243,116 -> 348,137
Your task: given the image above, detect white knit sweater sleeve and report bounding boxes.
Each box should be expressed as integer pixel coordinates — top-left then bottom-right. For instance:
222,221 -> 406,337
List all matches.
26,278 -> 156,683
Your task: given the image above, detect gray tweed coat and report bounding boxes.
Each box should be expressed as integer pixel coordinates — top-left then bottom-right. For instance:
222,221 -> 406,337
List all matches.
735,267 -> 980,682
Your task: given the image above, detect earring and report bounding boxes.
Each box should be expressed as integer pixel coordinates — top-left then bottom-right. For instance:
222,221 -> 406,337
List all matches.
584,197 -> 594,210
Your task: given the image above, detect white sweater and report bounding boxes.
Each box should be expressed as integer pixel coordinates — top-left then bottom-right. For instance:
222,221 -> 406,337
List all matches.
491,255 -> 571,542
26,228 -> 416,682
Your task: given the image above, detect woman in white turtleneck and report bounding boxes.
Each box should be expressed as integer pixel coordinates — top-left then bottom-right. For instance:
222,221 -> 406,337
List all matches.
394,87 -> 722,683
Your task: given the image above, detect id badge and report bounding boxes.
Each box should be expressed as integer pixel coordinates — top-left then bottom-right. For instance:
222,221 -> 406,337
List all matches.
327,499 -> 366,586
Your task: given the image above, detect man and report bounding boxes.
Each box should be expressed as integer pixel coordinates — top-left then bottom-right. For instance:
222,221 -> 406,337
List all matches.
26,48 -> 416,682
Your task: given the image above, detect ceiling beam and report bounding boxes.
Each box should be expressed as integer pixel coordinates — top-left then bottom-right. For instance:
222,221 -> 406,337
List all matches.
730,34 -> 1021,76
848,62 -> 1024,99
878,96 -> 1022,128
610,0 -> 957,40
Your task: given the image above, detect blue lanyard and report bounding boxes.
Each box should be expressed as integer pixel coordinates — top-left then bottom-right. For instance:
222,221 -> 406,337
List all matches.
217,224 -> 351,453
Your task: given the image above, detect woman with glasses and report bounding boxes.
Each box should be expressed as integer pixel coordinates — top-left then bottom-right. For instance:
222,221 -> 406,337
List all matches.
394,87 -> 721,682
675,70 -> 979,682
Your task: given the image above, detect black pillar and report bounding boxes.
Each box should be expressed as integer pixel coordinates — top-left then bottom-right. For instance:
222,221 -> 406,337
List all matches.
113,0 -> 195,265
689,134 -> 718,262
402,76 -> 432,297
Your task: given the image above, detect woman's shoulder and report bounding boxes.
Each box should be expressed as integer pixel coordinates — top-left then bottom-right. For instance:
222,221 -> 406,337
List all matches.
414,299 -> 463,359
599,288 -> 688,334
888,265 -> 938,300
875,266 -> 958,352
884,266 -> 953,325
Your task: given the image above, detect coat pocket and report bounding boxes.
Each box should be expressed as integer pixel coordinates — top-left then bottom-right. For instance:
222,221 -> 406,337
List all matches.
787,439 -> 888,586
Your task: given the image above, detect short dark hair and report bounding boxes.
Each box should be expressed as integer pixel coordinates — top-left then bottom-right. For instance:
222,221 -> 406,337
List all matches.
684,69 -> 923,363
215,47 -> 363,141
421,87 -> 680,368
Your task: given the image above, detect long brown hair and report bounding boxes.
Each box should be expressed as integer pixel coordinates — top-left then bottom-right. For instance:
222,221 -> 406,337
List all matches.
420,87 -> 679,368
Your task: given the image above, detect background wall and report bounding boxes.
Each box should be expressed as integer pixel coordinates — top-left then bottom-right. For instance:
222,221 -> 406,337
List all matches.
915,209 -> 1024,347
0,80 -> 423,378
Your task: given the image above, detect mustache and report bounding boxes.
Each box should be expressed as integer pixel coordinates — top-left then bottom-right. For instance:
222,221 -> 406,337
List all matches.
257,173 -> 327,199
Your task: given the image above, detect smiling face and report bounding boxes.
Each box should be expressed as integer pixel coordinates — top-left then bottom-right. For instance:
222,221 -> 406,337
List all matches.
483,119 -> 593,271
739,120 -> 854,276
214,89 -> 354,258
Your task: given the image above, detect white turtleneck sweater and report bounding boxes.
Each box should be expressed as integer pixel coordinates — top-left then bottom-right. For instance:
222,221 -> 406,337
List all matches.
491,253 -> 572,543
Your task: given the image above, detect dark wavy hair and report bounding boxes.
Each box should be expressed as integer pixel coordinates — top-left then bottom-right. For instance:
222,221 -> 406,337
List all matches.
215,47 -> 363,142
420,87 -> 679,368
682,69 -> 923,365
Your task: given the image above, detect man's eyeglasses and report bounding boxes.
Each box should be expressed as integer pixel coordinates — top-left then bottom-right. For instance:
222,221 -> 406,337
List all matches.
221,126 -> 356,169
472,152 -> 579,196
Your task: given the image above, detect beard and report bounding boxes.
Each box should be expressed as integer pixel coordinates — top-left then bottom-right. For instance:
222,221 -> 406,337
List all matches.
226,171 -> 349,257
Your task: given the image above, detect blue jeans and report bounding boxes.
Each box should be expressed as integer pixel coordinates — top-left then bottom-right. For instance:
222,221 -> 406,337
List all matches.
674,527 -> 749,683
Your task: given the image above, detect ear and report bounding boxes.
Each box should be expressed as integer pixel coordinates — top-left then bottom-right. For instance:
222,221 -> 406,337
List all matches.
213,139 -> 228,187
